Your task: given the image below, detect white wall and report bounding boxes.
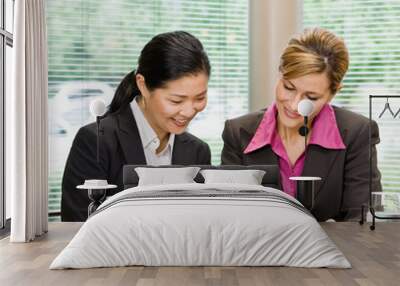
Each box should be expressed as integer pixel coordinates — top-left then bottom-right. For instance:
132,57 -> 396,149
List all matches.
249,0 -> 302,112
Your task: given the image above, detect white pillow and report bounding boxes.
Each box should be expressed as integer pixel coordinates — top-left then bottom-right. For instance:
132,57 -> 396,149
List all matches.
135,167 -> 201,186
200,169 -> 266,185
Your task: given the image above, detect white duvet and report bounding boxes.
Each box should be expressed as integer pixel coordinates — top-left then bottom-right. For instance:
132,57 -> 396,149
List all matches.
50,183 -> 351,269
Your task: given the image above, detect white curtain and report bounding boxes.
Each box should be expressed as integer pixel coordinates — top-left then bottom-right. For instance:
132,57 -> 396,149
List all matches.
8,0 -> 48,242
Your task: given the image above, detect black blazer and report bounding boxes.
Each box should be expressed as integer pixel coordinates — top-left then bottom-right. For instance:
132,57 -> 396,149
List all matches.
221,105 -> 382,221
61,106 -> 211,221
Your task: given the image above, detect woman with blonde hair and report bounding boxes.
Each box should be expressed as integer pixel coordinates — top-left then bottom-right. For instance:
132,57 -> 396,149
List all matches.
221,28 -> 381,221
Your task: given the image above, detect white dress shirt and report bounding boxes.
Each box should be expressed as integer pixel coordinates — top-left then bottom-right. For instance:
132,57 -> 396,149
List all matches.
130,99 -> 175,165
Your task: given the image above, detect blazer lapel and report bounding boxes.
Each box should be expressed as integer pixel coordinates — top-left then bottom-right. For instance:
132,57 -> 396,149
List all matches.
115,106 -> 146,164
302,128 -> 348,197
240,123 -> 279,164
240,127 -> 282,189
171,134 -> 191,164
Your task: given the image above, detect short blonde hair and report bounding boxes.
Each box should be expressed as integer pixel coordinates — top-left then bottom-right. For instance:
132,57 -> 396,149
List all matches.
279,28 -> 349,94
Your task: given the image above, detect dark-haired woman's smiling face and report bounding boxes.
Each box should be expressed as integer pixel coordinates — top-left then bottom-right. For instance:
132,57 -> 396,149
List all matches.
137,72 -> 208,137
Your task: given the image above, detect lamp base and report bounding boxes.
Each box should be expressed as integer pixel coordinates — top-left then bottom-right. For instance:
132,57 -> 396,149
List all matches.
87,189 -> 107,217
290,176 -> 321,211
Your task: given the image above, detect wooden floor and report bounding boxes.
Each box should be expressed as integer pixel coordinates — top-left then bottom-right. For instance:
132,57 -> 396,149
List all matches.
1,222 -> 399,286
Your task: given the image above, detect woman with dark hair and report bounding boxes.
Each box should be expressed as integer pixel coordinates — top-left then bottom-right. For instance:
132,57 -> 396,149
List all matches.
62,31 -> 211,222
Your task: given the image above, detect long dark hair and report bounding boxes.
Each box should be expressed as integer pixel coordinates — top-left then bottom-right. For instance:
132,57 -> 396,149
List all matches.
109,31 -> 211,114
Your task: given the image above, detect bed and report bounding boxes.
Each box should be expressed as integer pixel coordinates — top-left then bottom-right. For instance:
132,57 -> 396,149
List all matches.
50,165 -> 350,269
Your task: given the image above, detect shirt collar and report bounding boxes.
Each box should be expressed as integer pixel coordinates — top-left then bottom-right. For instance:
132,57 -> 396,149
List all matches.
130,99 -> 175,153
244,104 -> 277,154
308,104 -> 346,149
244,103 -> 345,154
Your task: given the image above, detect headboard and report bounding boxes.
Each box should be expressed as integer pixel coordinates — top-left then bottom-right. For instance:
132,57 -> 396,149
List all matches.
123,165 -> 281,190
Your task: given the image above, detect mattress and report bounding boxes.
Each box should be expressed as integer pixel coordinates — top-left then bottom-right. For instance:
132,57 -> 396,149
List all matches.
50,183 -> 351,269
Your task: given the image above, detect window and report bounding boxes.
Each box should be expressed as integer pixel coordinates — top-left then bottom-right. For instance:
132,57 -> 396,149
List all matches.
303,0 -> 400,194
0,0 -> 14,231
46,0 -> 249,217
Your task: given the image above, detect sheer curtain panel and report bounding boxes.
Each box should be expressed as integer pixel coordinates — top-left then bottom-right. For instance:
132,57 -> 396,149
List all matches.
9,0 -> 48,242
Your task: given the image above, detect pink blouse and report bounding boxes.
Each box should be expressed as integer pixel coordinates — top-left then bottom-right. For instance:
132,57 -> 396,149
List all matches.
244,103 -> 346,197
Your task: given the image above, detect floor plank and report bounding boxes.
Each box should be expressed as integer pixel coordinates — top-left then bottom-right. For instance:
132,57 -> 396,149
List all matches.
0,222 -> 399,286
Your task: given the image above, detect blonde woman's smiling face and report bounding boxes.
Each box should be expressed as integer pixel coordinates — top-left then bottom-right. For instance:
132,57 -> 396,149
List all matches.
275,72 -> 334,130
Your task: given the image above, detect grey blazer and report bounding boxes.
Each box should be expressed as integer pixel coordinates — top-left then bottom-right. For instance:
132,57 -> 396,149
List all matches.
221,105 -> 381,221
61,105 -> 211,222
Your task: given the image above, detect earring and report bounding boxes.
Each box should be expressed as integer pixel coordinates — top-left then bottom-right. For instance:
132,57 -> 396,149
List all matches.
142,95 -> 148,110
137,95 -> 147,111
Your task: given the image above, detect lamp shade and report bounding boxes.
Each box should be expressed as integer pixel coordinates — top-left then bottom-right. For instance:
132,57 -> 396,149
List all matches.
298,99 -> 314,117
89,99 -> 107,117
